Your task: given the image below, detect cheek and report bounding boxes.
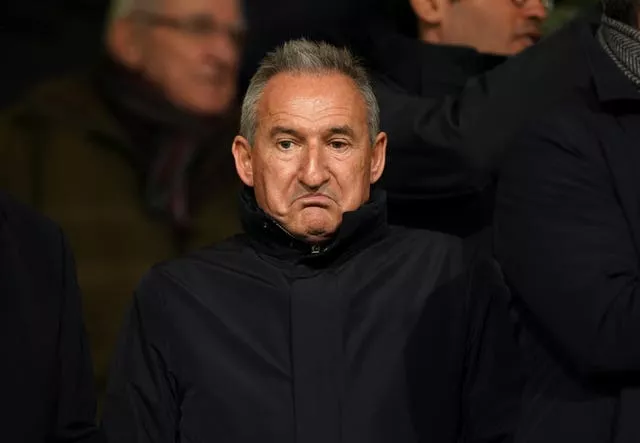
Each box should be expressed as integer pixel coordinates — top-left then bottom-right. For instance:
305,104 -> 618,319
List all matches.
253,157 -> 297,207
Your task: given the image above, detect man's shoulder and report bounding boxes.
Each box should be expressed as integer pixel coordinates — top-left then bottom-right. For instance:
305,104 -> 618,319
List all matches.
389,224 -> 496,264
0,192 -> 61,245
0,72 -> 104,128
0,192 -> 66,284
385,226 -> 476,268
137,235 -> 258,297
512,92 -> 608,157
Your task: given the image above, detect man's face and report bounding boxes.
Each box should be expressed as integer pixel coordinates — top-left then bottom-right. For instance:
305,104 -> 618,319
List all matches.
116,0 -> 244,114
414,0 -> 548,55
232,73 -> 387,243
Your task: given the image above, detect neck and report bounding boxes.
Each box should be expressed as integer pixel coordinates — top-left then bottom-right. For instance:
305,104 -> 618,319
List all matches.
417,22 -> 444,45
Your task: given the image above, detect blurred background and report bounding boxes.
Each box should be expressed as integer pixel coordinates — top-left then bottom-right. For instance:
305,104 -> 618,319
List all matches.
1,0 -> 595,108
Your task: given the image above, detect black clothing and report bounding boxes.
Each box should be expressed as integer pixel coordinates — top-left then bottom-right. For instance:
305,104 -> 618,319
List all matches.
353,27 -> 506,236
103,189 -> 521,443
0,192 -> 102,443
364,8 -> 602,236
494,21 -> 640,443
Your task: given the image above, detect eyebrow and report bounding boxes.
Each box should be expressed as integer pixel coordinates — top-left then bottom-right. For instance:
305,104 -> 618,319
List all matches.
325,125 -> 355,138
269,126 -> 304,139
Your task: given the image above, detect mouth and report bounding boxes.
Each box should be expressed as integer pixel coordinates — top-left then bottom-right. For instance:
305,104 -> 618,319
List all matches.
296,194 -> 334,208
519,31 -> 542,45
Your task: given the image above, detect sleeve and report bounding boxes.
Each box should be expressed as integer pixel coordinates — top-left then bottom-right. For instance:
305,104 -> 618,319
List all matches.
379,10 -> 597,210
494,114 -> 640,376
461,257 -> 522,443
53,229 -> 104,443
101,272 -> 179,443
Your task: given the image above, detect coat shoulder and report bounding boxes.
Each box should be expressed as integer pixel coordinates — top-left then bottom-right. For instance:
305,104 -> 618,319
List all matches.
134,235 -> 256,300
0,192 -> 61,246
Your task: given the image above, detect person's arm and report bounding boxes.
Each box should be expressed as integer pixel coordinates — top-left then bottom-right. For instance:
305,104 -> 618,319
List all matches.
53,230 -> 103,443
102,272 -> 179,443
380,9 -> 600,207
461,257 -> 522,443
494,111 -> 640,376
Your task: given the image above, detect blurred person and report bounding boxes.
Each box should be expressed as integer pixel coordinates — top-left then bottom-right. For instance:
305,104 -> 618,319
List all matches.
494,0 -> 640,441
0,191 -> 102,443
412,0 -> 549,55
0,0 -> 245,398
101,40 -> 521,443
348,0 -> 549,237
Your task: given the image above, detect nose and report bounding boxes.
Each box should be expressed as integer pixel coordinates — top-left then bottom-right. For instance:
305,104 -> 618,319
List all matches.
298,143 -> 331,190
205,25 -> 243,67
523,0 -> 549,22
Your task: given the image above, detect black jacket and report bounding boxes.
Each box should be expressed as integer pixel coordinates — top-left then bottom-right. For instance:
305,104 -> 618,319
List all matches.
494,23 -> 640,443
352,27 -> 506,236
102,189 -> 520,443
362,8 -> 601,236
0,192 -> 101,443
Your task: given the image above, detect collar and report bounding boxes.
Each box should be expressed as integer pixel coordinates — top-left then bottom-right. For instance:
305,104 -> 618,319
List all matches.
358,24 -> 507,96
582,17 -> 640,103
240,187 -> 389,263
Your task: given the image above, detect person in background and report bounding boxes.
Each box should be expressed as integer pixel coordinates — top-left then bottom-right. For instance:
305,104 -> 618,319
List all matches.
101,39 -> 520,443
348,0 -> 549,237
0,191 -> 102,443
495,0 -> 640,441
0,0 -> 245,398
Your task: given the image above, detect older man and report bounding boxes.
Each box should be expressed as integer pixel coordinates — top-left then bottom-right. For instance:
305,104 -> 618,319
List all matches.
0,0 -> 245,395
102,39 -> 520,443
495,0 -> 640,441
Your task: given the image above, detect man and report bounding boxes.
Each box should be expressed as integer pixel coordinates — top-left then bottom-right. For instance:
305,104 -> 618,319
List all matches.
0,191 -> 102,442
0,0 -> 244,395
406,0 -> 549,55
346,0 -> 549,236
494,0 -> 640,441
102,40 -> 521,443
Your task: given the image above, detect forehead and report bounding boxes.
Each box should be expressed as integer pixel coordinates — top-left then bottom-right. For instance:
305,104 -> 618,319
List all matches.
258,72 -> 368,131
160,0 -> 242,20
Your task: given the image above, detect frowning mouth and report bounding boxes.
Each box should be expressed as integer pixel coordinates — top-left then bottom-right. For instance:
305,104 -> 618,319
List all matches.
296,194 -> 334,207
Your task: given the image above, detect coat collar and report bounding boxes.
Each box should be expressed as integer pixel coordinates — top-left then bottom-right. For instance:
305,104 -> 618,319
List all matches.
240,187 -> 389,264
582,19 -> 640,104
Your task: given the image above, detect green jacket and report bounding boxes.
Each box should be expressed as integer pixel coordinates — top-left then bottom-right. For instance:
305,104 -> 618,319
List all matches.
0,74 -> 243,395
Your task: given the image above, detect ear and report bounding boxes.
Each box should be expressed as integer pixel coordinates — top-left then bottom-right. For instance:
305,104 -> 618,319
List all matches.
370,132 -> 387,184
232,136 -> 254,187
106,18 -> 143,68
410,0 -> 447,25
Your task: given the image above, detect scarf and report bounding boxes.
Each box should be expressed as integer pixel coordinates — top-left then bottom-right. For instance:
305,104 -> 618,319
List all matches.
92,54 -> 237,231
598,14 -> 640,88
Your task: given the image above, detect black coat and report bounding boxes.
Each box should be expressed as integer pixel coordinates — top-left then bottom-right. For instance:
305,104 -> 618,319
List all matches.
352,27 -> 506,236
494,23 -> 640,443
102,189 -> 521,443
0,192 -> 102,442
364,8 -> 601,236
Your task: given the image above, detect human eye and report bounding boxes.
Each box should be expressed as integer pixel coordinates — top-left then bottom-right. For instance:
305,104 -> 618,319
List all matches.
277,140 -> 296,150
182,16 -> 216,35
329,140 -> 349,150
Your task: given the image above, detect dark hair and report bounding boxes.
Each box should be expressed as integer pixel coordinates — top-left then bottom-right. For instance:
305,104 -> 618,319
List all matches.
602,0 -> 640,25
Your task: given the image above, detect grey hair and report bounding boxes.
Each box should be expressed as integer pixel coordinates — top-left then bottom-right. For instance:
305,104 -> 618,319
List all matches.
602,0 -> 640,25
240,39 -> 380,145
106,0 -> 158,25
